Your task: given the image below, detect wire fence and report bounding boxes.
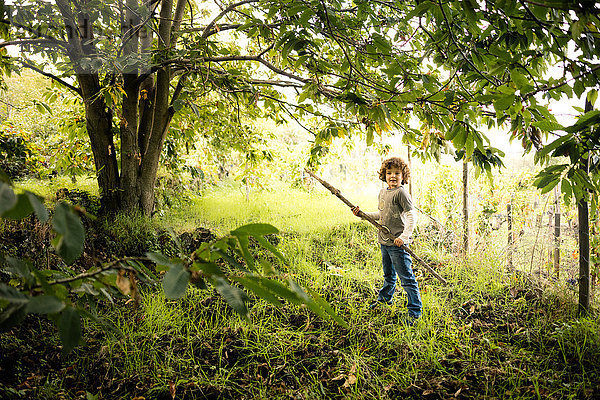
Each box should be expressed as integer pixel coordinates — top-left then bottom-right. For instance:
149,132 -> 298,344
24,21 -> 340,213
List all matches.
414,189 -> 595,305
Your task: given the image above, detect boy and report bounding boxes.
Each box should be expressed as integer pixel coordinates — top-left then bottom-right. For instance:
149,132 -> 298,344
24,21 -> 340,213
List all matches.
352,157 -> 422,323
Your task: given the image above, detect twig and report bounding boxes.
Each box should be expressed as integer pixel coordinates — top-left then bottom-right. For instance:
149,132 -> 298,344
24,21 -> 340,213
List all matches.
37,257 -> 148,288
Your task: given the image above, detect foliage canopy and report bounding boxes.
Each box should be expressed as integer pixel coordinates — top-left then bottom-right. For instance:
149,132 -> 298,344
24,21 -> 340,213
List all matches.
1,1 -> 599,213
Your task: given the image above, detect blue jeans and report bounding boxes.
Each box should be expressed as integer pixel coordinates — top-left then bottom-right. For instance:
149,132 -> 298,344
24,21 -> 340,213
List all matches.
378,245 -> 422,318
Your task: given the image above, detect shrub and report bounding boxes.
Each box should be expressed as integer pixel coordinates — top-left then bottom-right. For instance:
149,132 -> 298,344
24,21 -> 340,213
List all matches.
0,126 -> 42,180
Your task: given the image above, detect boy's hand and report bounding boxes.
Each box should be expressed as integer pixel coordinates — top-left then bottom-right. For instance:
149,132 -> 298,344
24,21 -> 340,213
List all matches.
394,237 -> 404,247
351,206 -> 361,216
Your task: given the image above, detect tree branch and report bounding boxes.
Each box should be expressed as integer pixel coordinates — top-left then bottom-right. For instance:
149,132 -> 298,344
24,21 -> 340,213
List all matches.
37,257 -> 147,289
19,60 -> 82,95
523,63 -> 600,100
201,0 -> 259,40
438,0 -> 501,86
0,38 -> 67,50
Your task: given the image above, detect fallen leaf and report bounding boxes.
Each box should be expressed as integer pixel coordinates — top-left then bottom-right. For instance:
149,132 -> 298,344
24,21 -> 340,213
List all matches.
169,381 -> 176,399
343,374 -> 356,388
116,269 -> 131,295
343,363 -> 357,388
129,270 -> 141,306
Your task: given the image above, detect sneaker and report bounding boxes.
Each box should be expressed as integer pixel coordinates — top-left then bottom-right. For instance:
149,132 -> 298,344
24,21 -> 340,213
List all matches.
368,299 -> 392,309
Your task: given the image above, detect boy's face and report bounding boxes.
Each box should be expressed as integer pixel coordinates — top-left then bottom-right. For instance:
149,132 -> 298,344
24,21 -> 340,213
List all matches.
385,167 -> 403,189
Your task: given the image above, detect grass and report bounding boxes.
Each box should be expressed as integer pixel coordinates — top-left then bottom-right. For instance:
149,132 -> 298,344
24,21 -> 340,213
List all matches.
15,175 -> 99,199
156,180 -> 376,235
2,183 -> 600,399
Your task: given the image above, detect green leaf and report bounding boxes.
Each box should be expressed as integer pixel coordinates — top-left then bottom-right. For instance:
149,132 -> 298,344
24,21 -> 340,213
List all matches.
233,276 -> 284,307
531,120 -> 565,132
0,303 -> 27,332
52,202 -> 85,265
212,249 -> 248,272
231,223 -> 279,236
59,307 -> 81,354
566,110 -> 600,133
192,261 -> 224,277
406,1 -> 434,19
1,193 -> 33,219
172,98 -> 185,112
25,191 -> 48,223
536,134 -> 572,160
250,279 -> 299,305
510,69 -> 530,90
445,122 -> 460,141
539,177 -> 561,194
0,283 -> 28,303
574,79 -> 585,98
561,178 -> 572,201
254,236 -> 287,265
587,89 -> 598,107
452,126 -> 468,150
211,277 -> 249,317
126,259 -> 158,281
2,256 -> 35,286
162,264 -> 190,299
465,134 -> 475,158
305,286 -> 348,328
25,295 -> 65,314
494,94 -> 516,111
0,181 -> 17,215
146,252 -> 181,270
233,234 -> 256,271
287,279 -> 329,320
372,33 -> 392,54
462,0 -> 478,26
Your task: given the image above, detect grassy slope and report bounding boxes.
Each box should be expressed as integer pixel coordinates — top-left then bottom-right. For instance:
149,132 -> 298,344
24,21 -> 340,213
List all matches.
2,184 -> 600,400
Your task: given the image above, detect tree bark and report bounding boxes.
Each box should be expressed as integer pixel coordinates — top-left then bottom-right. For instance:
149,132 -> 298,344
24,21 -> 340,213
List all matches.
578,99 -> 593,315
507,200 -> 513,271
553,187 -> 561,277
136,0 -> 175,215
578,186 -> 590,314
462,160 -> 468,254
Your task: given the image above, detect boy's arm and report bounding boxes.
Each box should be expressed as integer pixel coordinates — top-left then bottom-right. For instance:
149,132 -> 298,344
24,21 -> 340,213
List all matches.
396,209 -> 416,246
351,206 -> 380,220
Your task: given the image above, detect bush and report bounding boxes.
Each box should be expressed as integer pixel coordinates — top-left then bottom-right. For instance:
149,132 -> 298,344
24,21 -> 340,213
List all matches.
0,126 -> 43,180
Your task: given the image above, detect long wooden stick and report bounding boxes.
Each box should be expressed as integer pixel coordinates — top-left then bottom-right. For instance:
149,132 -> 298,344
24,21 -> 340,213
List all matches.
305,169 -> 448,285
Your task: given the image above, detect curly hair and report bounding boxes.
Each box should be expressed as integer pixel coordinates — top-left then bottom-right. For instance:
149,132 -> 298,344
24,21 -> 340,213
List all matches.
378,157 -> 411,184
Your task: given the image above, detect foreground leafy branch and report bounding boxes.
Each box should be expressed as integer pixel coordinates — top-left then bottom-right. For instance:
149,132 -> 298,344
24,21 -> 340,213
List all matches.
0,179 -> 346,355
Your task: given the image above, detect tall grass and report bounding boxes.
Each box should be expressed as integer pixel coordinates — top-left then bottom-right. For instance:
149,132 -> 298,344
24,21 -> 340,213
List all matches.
156,181 -> 376,235
15,182 -> 600,399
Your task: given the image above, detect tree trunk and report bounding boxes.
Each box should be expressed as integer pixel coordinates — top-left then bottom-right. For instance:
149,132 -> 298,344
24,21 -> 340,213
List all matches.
578,99 -> 593,315
79,76 -> 120,213
578,190 -> 590,314
407,144 -> 412,196
507,200 -> 513,271
119,0 -> 142,213
462,160 -> 469,254
553,187 -> 561,278
56,0 -> 189,216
